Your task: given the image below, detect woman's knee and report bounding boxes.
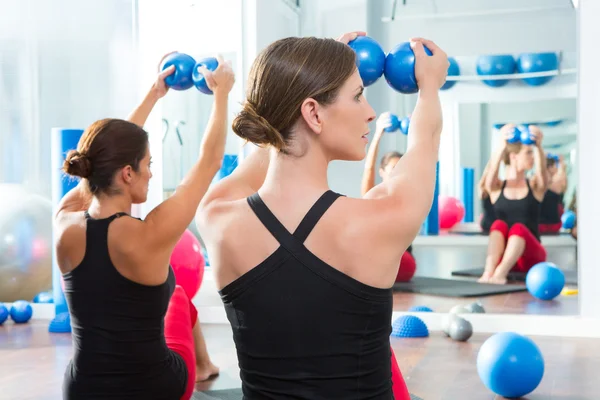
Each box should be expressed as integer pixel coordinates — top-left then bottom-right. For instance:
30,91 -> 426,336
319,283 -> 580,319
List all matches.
490,220 -> 509,237
508,223 -> 529,238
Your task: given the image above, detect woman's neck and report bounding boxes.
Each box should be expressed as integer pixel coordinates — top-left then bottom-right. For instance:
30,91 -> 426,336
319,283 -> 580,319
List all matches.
88,194 -> 133,218
505,166 -> 527,181
261,146 -> 331,201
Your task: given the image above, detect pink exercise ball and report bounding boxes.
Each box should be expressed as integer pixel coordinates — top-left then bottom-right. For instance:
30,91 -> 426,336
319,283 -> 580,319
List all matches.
170,229 -> 205,299
439,196 -> 465,229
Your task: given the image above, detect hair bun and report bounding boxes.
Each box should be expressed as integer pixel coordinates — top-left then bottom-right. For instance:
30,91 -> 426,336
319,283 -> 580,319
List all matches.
232,102 -> 285,150
63,150 -> 92,178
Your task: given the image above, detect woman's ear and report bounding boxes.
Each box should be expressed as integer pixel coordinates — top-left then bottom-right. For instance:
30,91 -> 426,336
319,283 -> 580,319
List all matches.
300,98 -> 322,135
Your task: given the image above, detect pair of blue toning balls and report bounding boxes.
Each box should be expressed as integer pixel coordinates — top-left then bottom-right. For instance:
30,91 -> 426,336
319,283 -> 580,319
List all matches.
160,52 -> 218,94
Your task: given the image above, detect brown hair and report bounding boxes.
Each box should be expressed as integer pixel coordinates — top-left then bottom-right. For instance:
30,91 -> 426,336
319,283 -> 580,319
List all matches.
546,156 -> 557,169
63,118 -> 149,195
232,37 -> 357,153
502,143 -> 522,165
380,151 -> 403,169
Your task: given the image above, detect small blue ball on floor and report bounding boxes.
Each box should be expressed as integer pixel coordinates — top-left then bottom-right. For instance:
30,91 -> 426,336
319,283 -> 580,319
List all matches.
0,304 -> 9,324
561,210 -> 576,229
408,305 -> 433,312
10,300 -> 33,324
392,315 -> 429,338
477,332 -> 544,398
526,262 -> 565,300
33,291 -> 54,304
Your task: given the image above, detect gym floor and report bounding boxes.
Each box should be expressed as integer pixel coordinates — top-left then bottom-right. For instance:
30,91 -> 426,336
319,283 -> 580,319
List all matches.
393,290 -> 579,316
0,322 -> 596,400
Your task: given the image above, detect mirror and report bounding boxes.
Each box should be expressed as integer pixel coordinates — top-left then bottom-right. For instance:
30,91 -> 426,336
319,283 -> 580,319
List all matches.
384,4 -> 579,317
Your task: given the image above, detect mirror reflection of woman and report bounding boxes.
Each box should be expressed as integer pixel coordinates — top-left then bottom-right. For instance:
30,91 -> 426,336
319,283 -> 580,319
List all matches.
479,124 -> 548,284
539,154 -> 568,235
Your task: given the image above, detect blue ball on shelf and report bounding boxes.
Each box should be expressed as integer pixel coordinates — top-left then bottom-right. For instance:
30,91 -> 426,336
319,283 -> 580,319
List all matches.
408,305 -> 433,312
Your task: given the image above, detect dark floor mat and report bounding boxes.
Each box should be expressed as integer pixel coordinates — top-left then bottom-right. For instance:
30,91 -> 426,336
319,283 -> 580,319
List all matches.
193,388 -> 423,400
393,276 -> 527,297
451,267 -> 578,285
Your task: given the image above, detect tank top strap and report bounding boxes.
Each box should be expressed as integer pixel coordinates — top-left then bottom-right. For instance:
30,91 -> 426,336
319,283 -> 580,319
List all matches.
292,190 -> 343,242
247,193 -> 299,253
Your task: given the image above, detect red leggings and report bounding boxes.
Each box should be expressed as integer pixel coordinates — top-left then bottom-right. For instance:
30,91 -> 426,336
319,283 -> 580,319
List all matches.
395,251 -> 417,282
490,220 -> 547,272
164,285 -> 198,400
391,347 -> 410,400
539,203 -> 564,234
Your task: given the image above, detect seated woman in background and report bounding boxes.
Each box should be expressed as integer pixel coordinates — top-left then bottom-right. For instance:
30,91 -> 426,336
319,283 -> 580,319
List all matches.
479,124 -> 548,284
539,154 -> 568,234
478,159 -> 497,234
360,112 -> 417,282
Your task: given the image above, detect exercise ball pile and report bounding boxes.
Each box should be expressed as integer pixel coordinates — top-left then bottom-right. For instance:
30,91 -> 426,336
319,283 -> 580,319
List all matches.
0,184 -> 52,302
476,52 -> 560,87
160,52 -> 219,94
170,229 -> 206,299
477,332 -> 544,398
526,262 -> 565,300
438,196 -> 465,229
347,36 -> 458,94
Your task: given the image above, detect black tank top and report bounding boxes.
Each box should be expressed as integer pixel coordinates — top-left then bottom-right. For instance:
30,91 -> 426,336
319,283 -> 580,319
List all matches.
540,190 -> 563,224
480,196 -> 496,233
493,181 -> 541,241
219,191 -> 395,399
62,212 -> 187,400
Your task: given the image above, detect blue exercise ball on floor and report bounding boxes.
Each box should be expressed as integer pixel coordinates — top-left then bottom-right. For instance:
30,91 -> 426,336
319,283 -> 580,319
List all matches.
517,53 -> 559,86
192,57 -> 219,95
476,55 -> 516,87
33,291 -> 53,304
391,315 -> 429,338
384,42 -> 432,94
385,114 -> 400,133
477,332 -> 544,398
0,304 -> 8,324
348,36 -> 386,87
160,52 -> 196,91
561,210 -> 576,229
441,57 -> 460,90
10,300 -> 33,323
526,262 -> 565,300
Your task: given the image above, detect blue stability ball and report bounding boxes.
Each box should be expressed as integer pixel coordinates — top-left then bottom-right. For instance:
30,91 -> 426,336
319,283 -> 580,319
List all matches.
517,125 -> 535,145
160,52 -> 196,91
385,114 -> 400,133
517,53 -> 559,86
0,304 -> 8,324
399,117 -> 410,135
391,315 -> 429,338
477,332 -> 544,398
192,57 -> 219,95
526,262 -> 565,300
441,57 -> 460,90
561,210 -> 576,229
10,300 -> 33,323
348,36 -> 386,87
384,42 -> 433,94
476,55 -> 516,87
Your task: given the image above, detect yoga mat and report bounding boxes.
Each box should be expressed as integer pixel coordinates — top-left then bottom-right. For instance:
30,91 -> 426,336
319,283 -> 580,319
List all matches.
451,267 -> 578,285
393,277 -> 527,297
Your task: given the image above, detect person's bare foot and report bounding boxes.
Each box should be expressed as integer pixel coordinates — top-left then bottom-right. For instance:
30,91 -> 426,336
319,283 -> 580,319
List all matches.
478,271 -> 493,283
195,361 -> 220,382
488,275 -> 507,285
